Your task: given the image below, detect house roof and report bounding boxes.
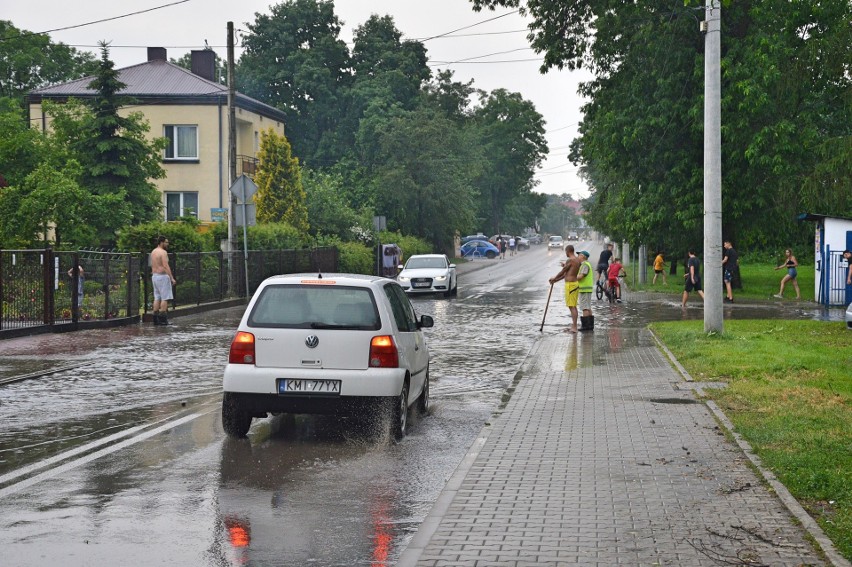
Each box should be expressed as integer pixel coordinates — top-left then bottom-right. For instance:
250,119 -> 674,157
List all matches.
797,212 -> 852,223
29,59 -> 287,123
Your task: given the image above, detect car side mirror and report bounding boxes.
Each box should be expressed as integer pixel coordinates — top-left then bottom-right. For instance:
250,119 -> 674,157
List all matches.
449,264 -> 456,269
398,264 -> 403,270
418,315 -> 434,328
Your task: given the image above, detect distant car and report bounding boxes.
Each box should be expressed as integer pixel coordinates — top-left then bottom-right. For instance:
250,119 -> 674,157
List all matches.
397,254 -> 457,297
547,235 -> 564,249
461,233 -> 488,243
489,234 -> 529,251
846,302 -> 852,329
460,240 -> 500,259
567,231 -> 579,241
221,273 -> 433,440
526,234 -> 543,245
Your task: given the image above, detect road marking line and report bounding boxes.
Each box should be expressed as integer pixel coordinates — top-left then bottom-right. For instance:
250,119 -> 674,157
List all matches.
0,413 -> 205,499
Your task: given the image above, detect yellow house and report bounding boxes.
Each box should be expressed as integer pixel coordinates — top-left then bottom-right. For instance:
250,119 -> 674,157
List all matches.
26,47 -> 287,224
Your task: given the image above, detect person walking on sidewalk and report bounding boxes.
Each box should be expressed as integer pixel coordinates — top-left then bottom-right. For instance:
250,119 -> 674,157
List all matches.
773,249 -> 800,299
682,249 -> 705,307
722,240 -> 738,303
150,236 -> 176,325
652,251 -> 667,285
577,251 -> 595,331
549,245 -> 581,333
844,250 -> 852,289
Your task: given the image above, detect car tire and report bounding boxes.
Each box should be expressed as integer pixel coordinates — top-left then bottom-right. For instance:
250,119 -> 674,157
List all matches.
486,251 -> 496,259
391,381 -> 409,441
417,367 -> 430,415
222,393 -> 252,438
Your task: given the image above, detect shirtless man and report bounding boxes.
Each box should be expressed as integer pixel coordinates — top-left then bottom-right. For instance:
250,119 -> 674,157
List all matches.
549,244 -> 582,333
150,236 -> 176,325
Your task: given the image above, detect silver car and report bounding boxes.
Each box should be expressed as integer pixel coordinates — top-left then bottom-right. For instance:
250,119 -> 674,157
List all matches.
222,273 -> 433,440
846,302 -> 852,329
396,254 -> 458,297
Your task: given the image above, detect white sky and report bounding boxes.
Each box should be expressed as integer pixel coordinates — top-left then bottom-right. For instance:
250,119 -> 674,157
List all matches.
6,0 -> 591,198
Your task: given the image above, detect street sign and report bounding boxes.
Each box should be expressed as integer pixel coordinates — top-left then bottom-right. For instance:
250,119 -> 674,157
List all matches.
229,174 -> 258,203
235,203 -> 256,227
211,207 -> 227,222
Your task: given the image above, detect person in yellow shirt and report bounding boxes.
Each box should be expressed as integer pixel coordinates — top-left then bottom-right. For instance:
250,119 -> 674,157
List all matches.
652,251 -> 667,285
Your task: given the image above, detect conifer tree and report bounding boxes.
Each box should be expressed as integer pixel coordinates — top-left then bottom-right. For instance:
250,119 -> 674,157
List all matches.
254,127 -> 309,232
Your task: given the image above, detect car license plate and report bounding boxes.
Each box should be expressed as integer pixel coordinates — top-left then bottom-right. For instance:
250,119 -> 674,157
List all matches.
278,379 -> 341,394
413,282 -> 430,288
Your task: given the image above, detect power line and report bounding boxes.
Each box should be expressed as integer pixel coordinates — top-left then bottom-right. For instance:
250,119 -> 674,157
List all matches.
417,10 -> 520,42
0,0 -> 191,42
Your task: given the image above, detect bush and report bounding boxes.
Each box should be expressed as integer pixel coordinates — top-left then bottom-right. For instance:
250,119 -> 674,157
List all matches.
337,241 -> 374,274
116,221 -> 204,253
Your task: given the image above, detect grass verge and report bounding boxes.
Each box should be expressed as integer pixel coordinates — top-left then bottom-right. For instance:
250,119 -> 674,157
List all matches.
627,263 -> 815,302
649,319 -> 851,561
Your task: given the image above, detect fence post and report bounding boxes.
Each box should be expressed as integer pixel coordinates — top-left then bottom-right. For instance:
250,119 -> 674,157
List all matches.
0,250 -> 4,330
196,252 -> 202,305
103,253 -> 110,319
72,252 -> 80,323
218,251 -> 224,301
43,248 -> 55,325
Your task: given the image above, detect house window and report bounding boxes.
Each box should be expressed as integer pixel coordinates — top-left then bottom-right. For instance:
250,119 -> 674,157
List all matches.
164,125 -> 198,160
165,192 -> 199,220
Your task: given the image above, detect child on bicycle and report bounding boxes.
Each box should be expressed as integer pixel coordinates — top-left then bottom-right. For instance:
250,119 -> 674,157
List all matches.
607,257 -> 626,303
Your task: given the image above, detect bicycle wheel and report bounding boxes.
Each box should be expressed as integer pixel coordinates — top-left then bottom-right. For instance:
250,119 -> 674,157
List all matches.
608,286 -> 616,303
595,281 -> 604,300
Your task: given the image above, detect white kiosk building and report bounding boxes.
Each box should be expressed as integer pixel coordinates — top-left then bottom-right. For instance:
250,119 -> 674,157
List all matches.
798,213 -> 852,306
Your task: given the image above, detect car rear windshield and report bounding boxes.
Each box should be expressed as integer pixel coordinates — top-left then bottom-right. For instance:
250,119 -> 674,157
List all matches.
405,257 -> 447,269
248,284 -> 380,330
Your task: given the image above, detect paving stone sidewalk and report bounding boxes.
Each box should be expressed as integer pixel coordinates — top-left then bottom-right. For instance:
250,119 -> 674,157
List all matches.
399,330 -> 835,566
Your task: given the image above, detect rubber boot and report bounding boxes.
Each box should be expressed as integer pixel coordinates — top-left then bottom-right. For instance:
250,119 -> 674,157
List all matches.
579,315 -> 591,332
152,313 -> 161,325
159,311 -> 170,326
587,315 -> 595,331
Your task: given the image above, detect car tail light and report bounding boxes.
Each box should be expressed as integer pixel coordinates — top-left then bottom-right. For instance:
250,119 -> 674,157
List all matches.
369,335 -> 399,368
229,331 -> 256,364
224,517 -> 250,547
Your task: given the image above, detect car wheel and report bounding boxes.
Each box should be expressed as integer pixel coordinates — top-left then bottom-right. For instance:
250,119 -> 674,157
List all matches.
222,393 -> 252,438
391,381 -> 409,441
486,251 -> 496,259
417,367 -> 430,415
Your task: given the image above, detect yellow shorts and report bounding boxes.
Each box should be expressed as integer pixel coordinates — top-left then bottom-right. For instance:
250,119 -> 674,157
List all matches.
564,281 -> 580,308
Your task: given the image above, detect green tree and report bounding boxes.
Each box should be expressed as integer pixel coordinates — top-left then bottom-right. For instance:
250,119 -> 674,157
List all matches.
0,20 -> 97,102
238,0 -> 352,165
0,98 -> 44,188
254,127 -> 309,232
472,89 -> 548,235
303,168 -> 369,240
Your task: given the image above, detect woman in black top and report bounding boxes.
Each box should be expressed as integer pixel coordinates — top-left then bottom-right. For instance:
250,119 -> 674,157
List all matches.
773,249 -> 800,299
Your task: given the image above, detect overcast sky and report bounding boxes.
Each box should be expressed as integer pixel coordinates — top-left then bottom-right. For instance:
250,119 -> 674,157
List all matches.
7,0 -> 592,199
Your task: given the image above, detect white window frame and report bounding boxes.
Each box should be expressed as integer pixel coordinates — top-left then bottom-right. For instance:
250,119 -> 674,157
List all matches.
163,124 -> 199,160
165,192 -> 199,221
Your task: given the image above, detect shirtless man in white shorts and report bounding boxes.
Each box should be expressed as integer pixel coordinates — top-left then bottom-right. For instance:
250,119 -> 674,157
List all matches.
151,236 -> 176,325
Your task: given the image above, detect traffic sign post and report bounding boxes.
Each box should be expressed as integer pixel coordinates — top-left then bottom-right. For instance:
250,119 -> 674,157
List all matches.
229,175 -> 259,296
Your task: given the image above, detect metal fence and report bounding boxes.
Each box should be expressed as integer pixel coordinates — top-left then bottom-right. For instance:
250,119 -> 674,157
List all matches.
0,247 -> 338,336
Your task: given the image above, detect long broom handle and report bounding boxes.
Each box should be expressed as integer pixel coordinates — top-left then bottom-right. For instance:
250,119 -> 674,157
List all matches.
539,281 -> 555,332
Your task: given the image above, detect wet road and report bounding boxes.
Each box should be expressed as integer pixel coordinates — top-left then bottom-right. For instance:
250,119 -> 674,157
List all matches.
0,244 -> 841,566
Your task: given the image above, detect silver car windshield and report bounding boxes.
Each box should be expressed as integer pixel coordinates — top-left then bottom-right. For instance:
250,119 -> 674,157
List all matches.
248,285 -> 380,330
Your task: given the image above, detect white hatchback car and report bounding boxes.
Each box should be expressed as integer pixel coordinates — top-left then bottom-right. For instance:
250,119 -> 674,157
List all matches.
548,235 -> 564,249
222,274 -> 433,440
396,254 -> 457,297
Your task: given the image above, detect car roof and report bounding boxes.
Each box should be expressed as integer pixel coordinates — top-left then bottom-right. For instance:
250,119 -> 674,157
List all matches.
407,254 -> 446,259
258,273 -> 391,287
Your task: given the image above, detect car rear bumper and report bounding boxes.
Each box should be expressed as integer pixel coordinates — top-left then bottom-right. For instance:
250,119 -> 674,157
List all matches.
223,365 -> 406,397
223,391 -> 394,416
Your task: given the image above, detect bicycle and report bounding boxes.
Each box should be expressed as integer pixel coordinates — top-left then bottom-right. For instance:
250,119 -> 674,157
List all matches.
605,278 -> 621,303
595,272 -> 607,300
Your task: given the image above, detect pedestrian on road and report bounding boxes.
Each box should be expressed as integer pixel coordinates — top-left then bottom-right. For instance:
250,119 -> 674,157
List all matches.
150,235 -> 176,325
682,249 -> 705,307
652,251 -> 667,285
549,245 -> 581,333
577,250 -> 595,331
509,236 -> 516,256
607,257 -> 626,302
773,249 -> 800,299
722,240 -> 738,303
499,237 -> 507,259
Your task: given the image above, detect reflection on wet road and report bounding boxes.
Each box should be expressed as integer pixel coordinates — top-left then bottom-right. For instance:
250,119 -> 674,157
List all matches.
0,243 -> 843,566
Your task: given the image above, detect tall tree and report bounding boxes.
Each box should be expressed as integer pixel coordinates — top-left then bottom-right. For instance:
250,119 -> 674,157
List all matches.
0,20 -> 97,102
254,127 -> 309,232
237,0 -> 352,165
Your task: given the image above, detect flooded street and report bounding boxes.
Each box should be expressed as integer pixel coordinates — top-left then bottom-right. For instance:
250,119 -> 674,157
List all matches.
0,244 -> 842,566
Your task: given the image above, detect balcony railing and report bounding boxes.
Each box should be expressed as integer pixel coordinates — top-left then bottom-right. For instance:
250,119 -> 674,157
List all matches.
236,155 -> 258,178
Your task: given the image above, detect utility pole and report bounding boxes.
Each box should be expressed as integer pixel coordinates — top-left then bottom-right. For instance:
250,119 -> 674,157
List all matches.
703,0 -> 723,333
226,22 -> 238,295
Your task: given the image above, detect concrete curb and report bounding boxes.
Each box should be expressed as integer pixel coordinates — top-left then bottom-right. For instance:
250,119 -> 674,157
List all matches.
648,328 -> 850,567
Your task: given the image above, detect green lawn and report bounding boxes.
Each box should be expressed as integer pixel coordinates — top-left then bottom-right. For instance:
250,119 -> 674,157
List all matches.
627,262 -> 815,302
649,319 -> 852,560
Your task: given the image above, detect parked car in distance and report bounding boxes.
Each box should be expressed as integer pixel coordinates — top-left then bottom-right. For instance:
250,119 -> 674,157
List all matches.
526,233 -> 543,245
222,273 -> 433,440
548,235 -> 564,249
461,233 -> 488,243
489,234 -> 529,251
460,240 -> 500,259
397,254 -> 457,297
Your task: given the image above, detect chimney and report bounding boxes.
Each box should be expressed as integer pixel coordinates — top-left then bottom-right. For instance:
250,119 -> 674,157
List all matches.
147,47 -> 167,62
191,50 -> 216,81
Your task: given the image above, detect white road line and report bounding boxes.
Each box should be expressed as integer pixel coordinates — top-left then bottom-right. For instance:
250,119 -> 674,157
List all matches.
0,413 -> 205,499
